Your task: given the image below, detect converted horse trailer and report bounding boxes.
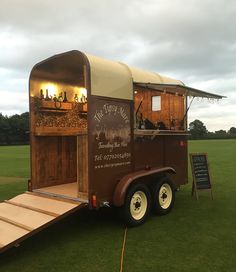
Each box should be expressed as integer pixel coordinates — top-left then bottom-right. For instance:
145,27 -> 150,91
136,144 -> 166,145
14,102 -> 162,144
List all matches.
0,50 -> 223,253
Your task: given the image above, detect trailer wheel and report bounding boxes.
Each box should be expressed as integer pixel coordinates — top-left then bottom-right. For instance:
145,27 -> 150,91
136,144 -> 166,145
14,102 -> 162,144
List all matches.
152,177 -> 175,215
123,183 -> 151,227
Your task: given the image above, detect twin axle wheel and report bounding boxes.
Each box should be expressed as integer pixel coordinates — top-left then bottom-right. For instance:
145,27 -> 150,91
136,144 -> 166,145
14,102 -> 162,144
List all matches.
123,177 -> 175,227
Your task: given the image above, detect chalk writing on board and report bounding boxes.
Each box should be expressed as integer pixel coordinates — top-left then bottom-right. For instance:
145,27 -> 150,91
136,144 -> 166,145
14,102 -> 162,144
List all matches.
191,154 -> 211,189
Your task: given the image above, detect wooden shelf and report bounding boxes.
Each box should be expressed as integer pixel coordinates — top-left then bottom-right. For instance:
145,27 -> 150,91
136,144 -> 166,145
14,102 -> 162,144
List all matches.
38,100 -> 87,113
38,109 -> 68,113
134,129 -> 190,136
40,100 -> 72,110
34,130 -> 87,137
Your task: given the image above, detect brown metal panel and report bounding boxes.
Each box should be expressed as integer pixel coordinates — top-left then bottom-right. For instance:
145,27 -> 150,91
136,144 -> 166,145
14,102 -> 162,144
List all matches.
88,96 -> 133,204
164,135 -> 188,186
134,135 -> 165,170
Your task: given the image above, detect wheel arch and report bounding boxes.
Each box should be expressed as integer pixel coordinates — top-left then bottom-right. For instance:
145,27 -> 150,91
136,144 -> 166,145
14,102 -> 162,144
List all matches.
112,167 -> 176,207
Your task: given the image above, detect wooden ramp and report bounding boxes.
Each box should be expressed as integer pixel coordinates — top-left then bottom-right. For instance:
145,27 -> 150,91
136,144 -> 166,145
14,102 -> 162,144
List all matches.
0,192 -> 86,253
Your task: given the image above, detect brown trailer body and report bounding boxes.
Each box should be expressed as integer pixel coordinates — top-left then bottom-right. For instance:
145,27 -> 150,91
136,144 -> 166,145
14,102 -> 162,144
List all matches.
28,50 -> 223,209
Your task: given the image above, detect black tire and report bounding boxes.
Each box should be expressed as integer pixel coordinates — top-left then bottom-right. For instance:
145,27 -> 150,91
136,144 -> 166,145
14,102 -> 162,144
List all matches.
123,183 -> 151,227
152,177 -> 175,215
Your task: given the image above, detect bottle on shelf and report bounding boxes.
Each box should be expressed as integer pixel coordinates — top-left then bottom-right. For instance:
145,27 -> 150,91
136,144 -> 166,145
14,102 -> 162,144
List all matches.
138,113 -> 145,129
53,94 -> 57,102
40,89 -> 44,100
81,94 -> 87,103
45,89 -> 51,101
170,116 -> 175,130
63,91 -> 68,102
58,92 -> 63,102
74,93 -> 79,102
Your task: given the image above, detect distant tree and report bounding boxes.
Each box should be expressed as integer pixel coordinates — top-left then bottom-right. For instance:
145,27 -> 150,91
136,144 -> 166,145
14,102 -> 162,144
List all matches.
0,113 -> 10,144
228,127 -> 236,134
0,112 -> 29,145
215,129 -> 227,135
189,119 -> 207,138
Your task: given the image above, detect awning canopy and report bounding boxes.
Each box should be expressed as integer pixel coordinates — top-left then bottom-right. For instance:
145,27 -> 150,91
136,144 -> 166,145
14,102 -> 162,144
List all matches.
134,82 -> 225,99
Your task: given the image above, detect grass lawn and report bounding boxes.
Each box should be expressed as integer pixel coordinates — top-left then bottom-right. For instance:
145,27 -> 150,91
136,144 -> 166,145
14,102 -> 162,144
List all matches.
0,145 -> 30,178
0,140 -> 236,272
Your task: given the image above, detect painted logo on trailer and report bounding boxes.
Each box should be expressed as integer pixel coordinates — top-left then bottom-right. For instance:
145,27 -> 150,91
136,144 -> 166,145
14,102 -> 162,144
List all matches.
92,101 -> 131,170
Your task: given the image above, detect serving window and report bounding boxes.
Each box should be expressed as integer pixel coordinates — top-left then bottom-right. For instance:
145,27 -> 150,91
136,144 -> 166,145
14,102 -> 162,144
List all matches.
134,86 -> 186,131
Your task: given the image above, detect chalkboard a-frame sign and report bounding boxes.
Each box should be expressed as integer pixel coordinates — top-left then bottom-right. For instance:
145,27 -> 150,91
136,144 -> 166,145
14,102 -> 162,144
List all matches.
190,153 -> 213,200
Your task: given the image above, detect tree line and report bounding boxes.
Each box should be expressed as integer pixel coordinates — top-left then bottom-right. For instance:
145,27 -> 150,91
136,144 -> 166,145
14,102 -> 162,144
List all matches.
0,112 -> 29,145
0,112 -> 235,145
189,119 -> 236,140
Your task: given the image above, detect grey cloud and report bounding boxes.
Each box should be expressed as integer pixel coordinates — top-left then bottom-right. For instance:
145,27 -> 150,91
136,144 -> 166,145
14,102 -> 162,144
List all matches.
0,0 -> 235,129
1,0 -> 236,80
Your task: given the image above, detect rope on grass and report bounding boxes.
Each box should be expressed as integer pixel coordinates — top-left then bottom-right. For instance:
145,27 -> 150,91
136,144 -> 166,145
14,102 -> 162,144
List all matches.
120,227 -> 127,272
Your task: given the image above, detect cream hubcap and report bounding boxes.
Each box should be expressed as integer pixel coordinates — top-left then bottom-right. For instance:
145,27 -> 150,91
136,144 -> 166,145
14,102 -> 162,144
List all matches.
130,191 -> 147,220
159,183 -> 172,209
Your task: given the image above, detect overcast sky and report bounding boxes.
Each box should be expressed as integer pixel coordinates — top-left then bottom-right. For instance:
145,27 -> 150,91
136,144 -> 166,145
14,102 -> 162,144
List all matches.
0,0 -> 235,131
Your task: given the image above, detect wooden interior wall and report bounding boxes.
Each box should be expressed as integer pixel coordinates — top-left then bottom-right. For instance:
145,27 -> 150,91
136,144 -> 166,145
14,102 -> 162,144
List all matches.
77,135 -> 88,195
32,136 -> 77,189
134,88 -> 185,130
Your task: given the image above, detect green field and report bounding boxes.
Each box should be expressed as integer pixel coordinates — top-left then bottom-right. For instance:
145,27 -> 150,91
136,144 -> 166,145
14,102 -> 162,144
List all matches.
0,140 -> 236,271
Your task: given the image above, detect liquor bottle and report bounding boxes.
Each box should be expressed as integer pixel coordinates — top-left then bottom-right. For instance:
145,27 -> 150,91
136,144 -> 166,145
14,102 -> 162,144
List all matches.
45,89 -> 50,101
74,94 -> 78,102
138,113 -> 145,129
170,116 -> 175,130
40,89 -> 44,100
63,91 -> 68,102
81,94 -> 86,103
58,92 -> 63,102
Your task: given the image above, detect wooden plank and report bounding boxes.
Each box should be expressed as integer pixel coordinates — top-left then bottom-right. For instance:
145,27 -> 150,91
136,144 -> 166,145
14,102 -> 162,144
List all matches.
34,130 -> 87,136
35,182 -> 77,198
9,192 -> 80,214
40,100 -> 72,110
35,136 -> 62,188
0,216 -> 33,232
0,220 -> 29,247
0,242 -> 5,248
33,136 -> 79,189
77,135 -> 88,194
0,192 -> 86,253
0,203 -> 54,230
62,137 -> 77,184
26,191 -> 83,205
4,200 -> 59,218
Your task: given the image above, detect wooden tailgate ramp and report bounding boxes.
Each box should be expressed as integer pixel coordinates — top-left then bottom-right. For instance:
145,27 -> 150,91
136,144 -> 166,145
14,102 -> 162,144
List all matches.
0,192 -> 86,253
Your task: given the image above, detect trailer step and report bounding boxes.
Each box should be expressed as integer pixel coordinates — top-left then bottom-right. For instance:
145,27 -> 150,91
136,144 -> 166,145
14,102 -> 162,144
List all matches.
0,192 -> 86,253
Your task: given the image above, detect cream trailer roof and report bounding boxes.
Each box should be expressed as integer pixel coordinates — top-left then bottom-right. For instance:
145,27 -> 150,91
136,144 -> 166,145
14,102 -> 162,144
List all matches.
30,50 -> 224,100
85,52 -> 224,100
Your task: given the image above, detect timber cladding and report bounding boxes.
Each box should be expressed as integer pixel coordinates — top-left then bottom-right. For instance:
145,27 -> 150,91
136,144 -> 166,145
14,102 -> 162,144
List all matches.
134,87 -> 185,130
32,136 -> 77,189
